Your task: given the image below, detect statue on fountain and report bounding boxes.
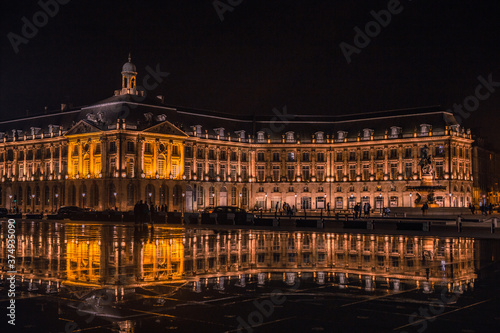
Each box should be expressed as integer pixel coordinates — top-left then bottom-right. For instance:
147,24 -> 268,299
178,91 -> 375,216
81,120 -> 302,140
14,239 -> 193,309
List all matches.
418,145 -> 433,177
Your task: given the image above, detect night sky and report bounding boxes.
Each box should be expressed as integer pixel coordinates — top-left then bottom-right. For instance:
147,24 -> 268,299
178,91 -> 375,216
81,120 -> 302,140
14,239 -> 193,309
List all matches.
1,0 -> 500,147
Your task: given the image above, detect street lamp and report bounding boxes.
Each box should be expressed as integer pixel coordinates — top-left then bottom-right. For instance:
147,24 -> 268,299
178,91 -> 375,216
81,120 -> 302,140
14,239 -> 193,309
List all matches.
379,193 -> 383,214
449,192 -> 452,207
148,192 -> 152,205
265,193 -> 268,212
9,195 -> 12,212
409,193 -> 412,208
182,192 -> 185,215
239,193 -> 242,208
55,193 -> 59,212
114,192 -> 117,211
82,192 -> 86,209
31,194 -> 35,213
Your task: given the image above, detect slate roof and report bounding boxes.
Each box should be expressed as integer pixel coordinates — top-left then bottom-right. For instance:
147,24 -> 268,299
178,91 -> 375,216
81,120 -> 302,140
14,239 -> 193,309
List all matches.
0,91 -> 460,142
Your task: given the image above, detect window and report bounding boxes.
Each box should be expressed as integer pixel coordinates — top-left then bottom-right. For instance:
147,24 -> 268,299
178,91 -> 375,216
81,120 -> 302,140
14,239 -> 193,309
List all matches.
337,131 -> 347,140
435,145 -> 444,156
390,163 -> 398,179
363,165 -> 370,180
272,165 -> 280,181
110,141 -> 117,153
363,128 -> 373,139
172,145 -> 179,156
317,152 -> 325,162
287,165 -> 295,180
336,152 -> 343,162
197,186 -> 204,205
336,165 -> 343,181
420,124 -> 430,135
242,187 -> 248,205
209,187 -> 215,206
302,152 -> 309,162
316,165 -> 325,181
272,152 -> 280,162
436,161 -> 444,179
127,141 -> 134,153
94,143 -> 101,155
220,164 -> 226,180
287,152 -> 295,161
257,152 -> 265,162
257,131 -> 265,143
209,149 -> 215,160
316,132 -> 324,143
390,126 -> 401,138
376,149 -> 383,159
286,132 -> 294,142
171,164 -> 179,178
349,151 -> 356,161
144,142 -> 151,154
208,164 -> 215,178
241,165 -> 248,179
405,162 -> 413,179
302,165 -> 310,181
257,166 -> 265,181
230,165 -> 236,179
390,148 -> 397,159
376,164 -> 383,180
240,152 -> 247,162
197,148 -> 204,159
336,186 -> 342,192
405,147 -> 412,158
362,151 -> 369,160
197,163 -> 203,178
185,146 -> 192,158
349,165 -> 356,181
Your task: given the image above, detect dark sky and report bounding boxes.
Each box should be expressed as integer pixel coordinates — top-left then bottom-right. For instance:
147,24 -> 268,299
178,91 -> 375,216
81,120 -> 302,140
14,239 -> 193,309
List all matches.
1,0 -> 500,147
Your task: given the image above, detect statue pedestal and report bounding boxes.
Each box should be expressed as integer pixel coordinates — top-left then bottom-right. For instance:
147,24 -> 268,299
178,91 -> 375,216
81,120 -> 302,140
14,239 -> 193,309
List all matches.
406,174 -> 446,207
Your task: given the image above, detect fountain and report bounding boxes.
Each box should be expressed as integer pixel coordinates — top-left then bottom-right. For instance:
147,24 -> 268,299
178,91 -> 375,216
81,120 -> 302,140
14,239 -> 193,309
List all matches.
406,145 -> 446,207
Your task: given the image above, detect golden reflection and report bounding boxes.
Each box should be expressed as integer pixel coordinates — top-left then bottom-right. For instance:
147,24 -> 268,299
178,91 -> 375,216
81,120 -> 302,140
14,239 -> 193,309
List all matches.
0,222 -> 477,289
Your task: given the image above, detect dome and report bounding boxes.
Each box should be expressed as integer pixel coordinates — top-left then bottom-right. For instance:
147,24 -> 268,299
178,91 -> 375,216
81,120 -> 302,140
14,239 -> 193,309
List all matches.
121,53 -> 137,73
122,61 -> 136,73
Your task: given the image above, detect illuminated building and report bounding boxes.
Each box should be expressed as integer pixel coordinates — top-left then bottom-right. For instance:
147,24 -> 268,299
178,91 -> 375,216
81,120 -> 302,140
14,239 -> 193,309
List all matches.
0,57 -> 475,212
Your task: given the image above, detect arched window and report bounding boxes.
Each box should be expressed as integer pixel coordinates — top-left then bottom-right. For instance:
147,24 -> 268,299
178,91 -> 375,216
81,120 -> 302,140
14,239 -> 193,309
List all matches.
92,183 -> 99,207
83,154 -> 90,176
231,187 -> 237,205
242,187 -> 248,206
27,186 -> 32,205
173,185 -> 181,206
108,184 -> 116,208
130,77 -> 136,89
197,185 -> 204,206
160,185 -> 168,205
127,183 -> 135,206
123,77 -> 128,88
70,185 -> 76,206
158,154 -> 166,177
35,186 -> 41,205
18,186 -> 23,205
209,186 -> 215,206
145,184 -> 154,204
44,186 -> 50,205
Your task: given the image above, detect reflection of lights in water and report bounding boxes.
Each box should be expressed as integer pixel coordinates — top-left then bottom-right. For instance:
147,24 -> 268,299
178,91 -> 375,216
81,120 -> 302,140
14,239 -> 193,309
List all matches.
393,279 -> 400,291
423,281 -> 432,294
116,320 -> 135,333
235,274 -> 246,288
365,276 -> 373,292
258,272 -> 266,286
339,272 -> 346,285
285,272 -> 297,286
193,281 -> 202,293
317,272 -> 325,285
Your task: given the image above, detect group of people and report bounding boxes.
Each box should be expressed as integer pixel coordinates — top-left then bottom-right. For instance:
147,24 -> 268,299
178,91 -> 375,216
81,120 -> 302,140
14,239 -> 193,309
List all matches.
353,202 -> 372,218
133,201 -> 169,224
281,202 -> 296,216
470,202 -> 494,215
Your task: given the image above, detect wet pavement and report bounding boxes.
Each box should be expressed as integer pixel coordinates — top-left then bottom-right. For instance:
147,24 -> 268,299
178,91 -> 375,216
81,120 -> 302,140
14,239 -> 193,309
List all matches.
1,220 -> 500,332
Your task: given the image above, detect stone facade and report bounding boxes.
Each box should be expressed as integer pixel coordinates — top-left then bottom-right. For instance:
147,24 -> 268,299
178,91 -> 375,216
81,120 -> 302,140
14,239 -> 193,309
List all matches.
0,58 -> 475,213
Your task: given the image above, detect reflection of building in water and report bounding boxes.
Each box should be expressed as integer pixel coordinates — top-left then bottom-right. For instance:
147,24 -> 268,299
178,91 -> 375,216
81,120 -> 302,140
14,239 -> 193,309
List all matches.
0,222 -> 476,289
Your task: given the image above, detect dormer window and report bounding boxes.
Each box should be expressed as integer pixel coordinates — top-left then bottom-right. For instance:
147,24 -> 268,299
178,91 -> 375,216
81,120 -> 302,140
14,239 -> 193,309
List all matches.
192,125 -> 202,137
390,126 -> 402,138
420,124 -> 431,136
286,131 -> 295,143
363,128 -> 373,140
315,131 -> 324,143
337,131 -> 348,141
257,131 -> 265,143
214,127 -> 225,138
235,130 -> 246,140
450,124 -> 460,132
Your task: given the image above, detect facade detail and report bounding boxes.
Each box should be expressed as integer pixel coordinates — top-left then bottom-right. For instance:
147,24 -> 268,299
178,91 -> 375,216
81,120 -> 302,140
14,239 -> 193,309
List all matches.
0,58 -> 478,213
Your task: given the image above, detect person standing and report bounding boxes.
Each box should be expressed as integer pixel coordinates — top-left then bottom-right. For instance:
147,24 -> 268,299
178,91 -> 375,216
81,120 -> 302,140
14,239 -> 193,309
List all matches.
421,202 -> 429,216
